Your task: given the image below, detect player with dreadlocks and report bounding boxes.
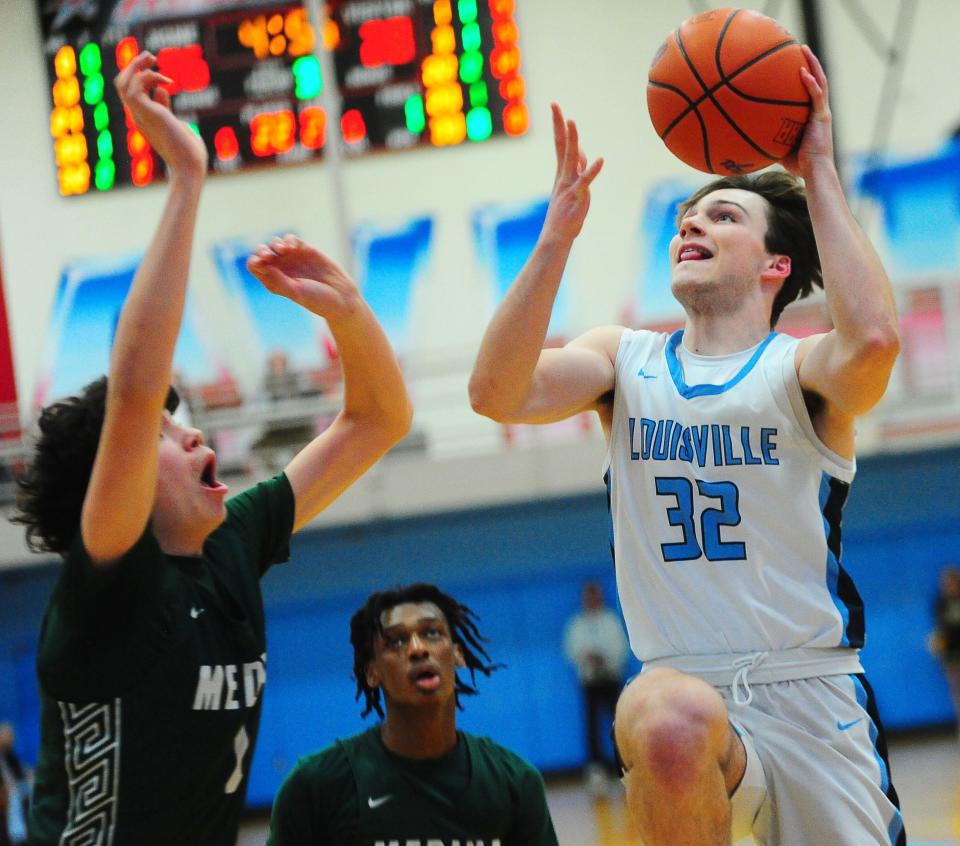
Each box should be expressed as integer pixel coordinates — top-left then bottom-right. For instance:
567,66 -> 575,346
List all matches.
350,582 -> 497,719
267,583 -> 559,846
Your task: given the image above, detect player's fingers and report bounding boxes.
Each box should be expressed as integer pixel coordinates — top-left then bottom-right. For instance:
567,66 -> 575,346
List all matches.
580,157 -> 604,188
551,103 -> 567,171
800,67 -> 827,115
563,119 -> 580,177
250,266 -> 293,294
114,52 -> 154,92
801,45 -> 826,84
120,69 -> 171,104
124,51 -> 156,78
281,234 -> 303,250
153,86 -> 171,110
802,47 -> 829,97
249,264 -> 290,295
249,245 -> 275,264
143,71 -> 174,91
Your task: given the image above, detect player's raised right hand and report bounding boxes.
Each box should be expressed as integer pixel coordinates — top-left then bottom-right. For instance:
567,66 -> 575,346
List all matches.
542,103 -> 604,243
114,51 -> 208,178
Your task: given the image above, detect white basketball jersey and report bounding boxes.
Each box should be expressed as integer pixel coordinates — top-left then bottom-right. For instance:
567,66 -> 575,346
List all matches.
604,329 -> 862,661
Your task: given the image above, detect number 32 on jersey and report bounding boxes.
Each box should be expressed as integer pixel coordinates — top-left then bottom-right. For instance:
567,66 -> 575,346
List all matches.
655,476 -> 746,562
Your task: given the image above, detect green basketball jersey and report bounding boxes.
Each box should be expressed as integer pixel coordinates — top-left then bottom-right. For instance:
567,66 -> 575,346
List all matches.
28,473 -> 295,846
268,727 -> 559,846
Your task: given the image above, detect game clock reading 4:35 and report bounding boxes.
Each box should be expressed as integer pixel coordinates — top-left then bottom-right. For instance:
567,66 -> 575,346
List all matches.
39,0 -> 528,196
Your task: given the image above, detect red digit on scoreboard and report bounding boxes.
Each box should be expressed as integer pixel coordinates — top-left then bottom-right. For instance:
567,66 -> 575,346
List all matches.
156,45 -> 210,95
214,126 -> 240,161
341,109 -> 366,144
359,17 -> 416,68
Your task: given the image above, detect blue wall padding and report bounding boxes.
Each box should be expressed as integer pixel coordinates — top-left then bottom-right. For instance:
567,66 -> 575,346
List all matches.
1,447 -> 958,808
857,140 -> 960,276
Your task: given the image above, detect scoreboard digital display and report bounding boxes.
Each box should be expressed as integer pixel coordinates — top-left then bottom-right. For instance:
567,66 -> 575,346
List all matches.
38,0 -> 527,196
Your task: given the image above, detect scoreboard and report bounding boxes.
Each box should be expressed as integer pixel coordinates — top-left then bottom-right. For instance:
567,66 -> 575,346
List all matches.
38,0 -> 528,196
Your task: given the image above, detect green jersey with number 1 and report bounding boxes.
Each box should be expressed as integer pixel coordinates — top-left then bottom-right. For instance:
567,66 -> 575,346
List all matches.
28,473 -> 295,846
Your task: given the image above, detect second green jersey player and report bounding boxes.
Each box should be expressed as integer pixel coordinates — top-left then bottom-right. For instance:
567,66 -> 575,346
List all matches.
268,584 -> 559,846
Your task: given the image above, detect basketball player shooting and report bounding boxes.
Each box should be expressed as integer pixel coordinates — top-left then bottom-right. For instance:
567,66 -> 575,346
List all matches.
18,53 -> 411,846
469,46 -> 904,846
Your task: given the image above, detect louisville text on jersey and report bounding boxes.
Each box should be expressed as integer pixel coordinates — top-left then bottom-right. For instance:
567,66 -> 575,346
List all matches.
628,418 -> 780,467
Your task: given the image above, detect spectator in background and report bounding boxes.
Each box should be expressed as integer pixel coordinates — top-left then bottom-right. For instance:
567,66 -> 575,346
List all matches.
564,581 -> 629,793
0,722 -> 29,846
931,564 -> 960,740
268,583 -> 558,846
264,350 -> 302,402
254,350 -> 319,472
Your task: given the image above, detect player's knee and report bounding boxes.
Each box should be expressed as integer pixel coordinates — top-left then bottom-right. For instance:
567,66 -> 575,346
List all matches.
615,669 -> 729,791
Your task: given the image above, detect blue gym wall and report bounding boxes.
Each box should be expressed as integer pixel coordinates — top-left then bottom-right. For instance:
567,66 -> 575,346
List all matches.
1,445 -> 958,808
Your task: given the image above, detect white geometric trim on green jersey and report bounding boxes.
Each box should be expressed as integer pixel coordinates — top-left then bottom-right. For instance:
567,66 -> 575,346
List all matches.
59,699 -> 120,845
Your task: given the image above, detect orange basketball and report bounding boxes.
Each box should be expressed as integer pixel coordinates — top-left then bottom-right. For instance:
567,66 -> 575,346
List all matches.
647,7 -> 811,174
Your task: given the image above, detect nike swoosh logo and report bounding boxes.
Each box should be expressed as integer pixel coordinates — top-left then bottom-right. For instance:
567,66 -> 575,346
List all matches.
367,794 -> 393,809
637,369 -> 657,379
837,718 -> 863,731
190,607 -> 205,619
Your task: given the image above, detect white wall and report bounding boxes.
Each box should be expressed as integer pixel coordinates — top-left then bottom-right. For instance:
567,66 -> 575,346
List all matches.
1,0 -> 958,568
3,0 -> 958,415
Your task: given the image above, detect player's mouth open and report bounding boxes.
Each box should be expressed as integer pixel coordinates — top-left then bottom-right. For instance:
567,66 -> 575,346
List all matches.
412,668 -> 441,691
679,244 -> 713,261
200,456 -> 228,493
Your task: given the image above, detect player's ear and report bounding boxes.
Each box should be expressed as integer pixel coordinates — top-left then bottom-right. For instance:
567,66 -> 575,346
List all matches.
762,254 -> 791,281
365,661 -> 381,689
453,643 -> 465,669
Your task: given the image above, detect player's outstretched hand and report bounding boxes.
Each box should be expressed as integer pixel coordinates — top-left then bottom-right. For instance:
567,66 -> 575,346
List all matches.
543,103 -> 604,242
114,51 -> 207,178
781,46 -> 834,178
247,235 -> 362,324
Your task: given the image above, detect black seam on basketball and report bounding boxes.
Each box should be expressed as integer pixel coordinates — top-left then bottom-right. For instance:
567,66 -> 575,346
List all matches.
714,8 -> 739,73
671,16 -> 791,163
648,81 -> 714,170
713,12 -> 807,105
675,23 -> 719,172
717,39 -> 809,106
649,81 -> 698,138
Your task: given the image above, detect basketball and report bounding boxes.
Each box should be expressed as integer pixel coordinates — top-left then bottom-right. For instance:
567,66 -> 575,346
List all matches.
647,7 -> 811,174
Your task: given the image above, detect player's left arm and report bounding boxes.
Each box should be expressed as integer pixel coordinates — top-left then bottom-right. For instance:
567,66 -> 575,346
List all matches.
247,236 -> 413,533
784,48 -> 900,427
